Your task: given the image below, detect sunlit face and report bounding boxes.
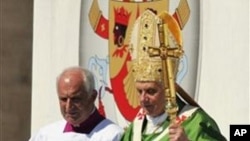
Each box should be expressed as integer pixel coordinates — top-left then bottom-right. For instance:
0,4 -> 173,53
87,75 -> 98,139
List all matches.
135,81 -> 166,117
57,75 -> 95,126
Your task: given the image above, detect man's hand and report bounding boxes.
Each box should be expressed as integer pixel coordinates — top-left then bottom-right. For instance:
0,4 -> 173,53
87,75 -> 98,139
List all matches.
168,123 -> 189,141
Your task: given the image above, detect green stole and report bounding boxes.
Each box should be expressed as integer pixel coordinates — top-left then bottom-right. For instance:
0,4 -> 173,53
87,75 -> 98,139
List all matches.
132,105 -> 198,141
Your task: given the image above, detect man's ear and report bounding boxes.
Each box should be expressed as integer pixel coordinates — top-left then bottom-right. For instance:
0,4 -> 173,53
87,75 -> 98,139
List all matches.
91,89 -> 98,101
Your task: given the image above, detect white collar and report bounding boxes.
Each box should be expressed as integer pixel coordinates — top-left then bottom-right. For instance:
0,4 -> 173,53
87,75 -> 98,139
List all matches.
146,112 -> 167,126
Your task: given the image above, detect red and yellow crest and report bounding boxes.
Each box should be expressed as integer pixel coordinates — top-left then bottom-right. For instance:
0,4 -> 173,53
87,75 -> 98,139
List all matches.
88,0 -> 190,121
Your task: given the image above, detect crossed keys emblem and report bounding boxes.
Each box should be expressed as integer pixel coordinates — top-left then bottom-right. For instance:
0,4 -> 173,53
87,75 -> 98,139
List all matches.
147,19 -> 184,122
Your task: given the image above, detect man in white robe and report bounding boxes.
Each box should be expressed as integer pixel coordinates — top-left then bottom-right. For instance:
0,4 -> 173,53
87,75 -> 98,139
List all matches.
29,67 -> 124,141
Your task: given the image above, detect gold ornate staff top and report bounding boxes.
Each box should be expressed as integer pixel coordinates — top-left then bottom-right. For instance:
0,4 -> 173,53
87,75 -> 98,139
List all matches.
129,10 -> 183,122
147,13 -> 184,122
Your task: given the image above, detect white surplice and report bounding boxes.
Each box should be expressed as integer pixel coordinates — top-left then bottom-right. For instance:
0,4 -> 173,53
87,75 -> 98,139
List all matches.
29,119 -> 124,141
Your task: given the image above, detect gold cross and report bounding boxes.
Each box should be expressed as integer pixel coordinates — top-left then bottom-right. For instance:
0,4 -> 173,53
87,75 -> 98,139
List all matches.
147,19 -> 183,122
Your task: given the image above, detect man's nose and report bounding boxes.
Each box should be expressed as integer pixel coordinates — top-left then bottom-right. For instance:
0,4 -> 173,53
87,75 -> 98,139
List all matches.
140,92 -> 149,101
65,99 -> 73,110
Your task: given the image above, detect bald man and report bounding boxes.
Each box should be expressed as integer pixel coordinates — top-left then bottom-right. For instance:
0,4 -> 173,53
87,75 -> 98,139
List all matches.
29,67 -> 124,141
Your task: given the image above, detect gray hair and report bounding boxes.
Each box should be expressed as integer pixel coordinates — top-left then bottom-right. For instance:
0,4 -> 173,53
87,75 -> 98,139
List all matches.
81,68 -> 95,94
57,66 -> 96,95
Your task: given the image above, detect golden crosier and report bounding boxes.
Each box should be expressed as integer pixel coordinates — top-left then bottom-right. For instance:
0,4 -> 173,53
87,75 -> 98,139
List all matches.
129,10 -> 183,122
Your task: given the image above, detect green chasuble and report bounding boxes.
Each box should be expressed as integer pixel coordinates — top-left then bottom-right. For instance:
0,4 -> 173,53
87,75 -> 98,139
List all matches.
121,107 -> 227,141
